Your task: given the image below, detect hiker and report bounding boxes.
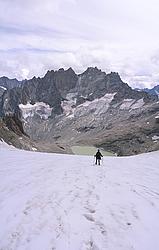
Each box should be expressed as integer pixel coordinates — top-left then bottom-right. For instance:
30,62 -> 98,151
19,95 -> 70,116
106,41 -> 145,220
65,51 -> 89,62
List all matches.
94,149 -> 103,165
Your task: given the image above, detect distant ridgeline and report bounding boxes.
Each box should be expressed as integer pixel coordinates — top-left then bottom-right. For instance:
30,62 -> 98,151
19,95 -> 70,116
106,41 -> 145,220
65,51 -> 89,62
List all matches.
0,67 -> 159,156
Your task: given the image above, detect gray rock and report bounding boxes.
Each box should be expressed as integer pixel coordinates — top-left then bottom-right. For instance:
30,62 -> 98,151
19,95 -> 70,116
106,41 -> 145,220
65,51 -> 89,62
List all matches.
0,67 -> 159,155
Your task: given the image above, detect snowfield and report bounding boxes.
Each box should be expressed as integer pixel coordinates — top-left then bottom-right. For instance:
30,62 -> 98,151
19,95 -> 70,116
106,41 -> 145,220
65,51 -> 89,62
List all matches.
0,143 -> 159,250
19,102 -> 52,120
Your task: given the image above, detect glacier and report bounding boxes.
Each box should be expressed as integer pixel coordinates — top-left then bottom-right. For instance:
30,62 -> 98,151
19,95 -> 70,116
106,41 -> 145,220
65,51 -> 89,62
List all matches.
0,141 -> 159,250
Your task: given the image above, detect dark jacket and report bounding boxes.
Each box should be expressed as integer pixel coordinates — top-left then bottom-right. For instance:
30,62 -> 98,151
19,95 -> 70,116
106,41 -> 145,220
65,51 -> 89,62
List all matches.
95,150 -> 103,159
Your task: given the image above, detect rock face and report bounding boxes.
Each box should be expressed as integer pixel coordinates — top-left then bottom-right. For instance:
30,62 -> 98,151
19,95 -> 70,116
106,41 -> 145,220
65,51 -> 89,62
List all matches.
0,76 -> 24,116
0,68 -> 78,117
0,115 -> 37,151
0,115 -> 71,154
0,76 -> 21,90
0,67 -> 159,156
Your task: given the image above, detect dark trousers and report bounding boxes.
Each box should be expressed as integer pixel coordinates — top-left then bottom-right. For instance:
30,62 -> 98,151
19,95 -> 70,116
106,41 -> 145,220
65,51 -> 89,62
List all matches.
95,158 -> 101,165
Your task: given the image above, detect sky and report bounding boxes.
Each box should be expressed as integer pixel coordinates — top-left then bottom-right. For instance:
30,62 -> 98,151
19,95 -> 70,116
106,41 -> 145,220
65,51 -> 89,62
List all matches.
0,0 -> 159,88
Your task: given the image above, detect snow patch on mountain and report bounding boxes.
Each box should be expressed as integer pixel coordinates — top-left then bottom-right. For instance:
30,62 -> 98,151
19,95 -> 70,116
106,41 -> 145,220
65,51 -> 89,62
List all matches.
79,93 -> 115,108
19,102 -> 52,120
120,99 -> 135,110
120,98 -> 145,110
62,93 -> 116,118
74,93 -> 116,117
131,98 -> 144,110
152,135 -> 159,141
0,86 -> 7,91
61,93 -> 76,117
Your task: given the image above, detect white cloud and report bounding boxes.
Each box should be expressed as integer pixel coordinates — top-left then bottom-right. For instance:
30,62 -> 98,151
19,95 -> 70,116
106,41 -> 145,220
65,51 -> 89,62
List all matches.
0,0 -> 159,88
21,68 -> 30,79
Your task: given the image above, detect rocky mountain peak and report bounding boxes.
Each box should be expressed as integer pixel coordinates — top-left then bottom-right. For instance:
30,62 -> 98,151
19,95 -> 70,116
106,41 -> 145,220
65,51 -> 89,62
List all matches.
81,66 -> 103,76
105,72 -> 129,93
66,67 -> 75,73
0,76 -> 21,90
107,71 -> 122,81
44,70 -> 55,78
53,67 -> 78,97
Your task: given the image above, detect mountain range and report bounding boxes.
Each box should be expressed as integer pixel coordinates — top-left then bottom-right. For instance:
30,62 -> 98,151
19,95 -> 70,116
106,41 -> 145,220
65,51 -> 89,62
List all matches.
137,85 -> 159,97
0,67 -> 159,156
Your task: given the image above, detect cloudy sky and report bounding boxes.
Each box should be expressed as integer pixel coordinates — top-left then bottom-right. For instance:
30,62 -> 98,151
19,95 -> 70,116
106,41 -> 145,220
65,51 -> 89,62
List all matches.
0,0 -> 159,88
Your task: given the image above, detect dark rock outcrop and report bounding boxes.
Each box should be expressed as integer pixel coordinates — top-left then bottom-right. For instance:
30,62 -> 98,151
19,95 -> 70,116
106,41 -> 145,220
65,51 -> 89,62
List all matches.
0,76 -> 21,89
3,115 -> 26,136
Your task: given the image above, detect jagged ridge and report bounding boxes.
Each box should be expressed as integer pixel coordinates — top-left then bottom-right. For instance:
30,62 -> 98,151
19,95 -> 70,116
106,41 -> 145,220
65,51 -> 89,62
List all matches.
0,67 -> 159,156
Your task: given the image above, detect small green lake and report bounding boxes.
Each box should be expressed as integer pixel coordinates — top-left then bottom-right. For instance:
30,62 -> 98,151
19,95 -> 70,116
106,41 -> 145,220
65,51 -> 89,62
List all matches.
71,146 -> 115,156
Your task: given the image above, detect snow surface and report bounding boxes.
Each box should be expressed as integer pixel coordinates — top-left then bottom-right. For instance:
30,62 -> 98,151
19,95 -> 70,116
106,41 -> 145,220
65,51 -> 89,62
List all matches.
19,102 -> 52,120
0,139 -> 16,150
0,144 -> 159,250
0,85 -> 7,91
